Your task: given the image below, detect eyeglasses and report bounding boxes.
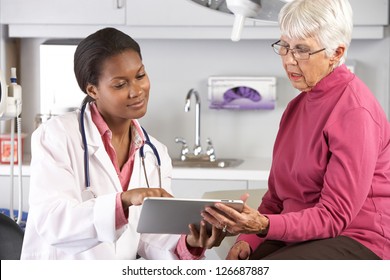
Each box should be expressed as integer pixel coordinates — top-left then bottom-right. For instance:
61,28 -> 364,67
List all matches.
271,40 -> 326,60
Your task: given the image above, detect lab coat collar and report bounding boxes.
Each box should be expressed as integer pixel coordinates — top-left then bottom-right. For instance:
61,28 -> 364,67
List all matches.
80,103 -> 122,192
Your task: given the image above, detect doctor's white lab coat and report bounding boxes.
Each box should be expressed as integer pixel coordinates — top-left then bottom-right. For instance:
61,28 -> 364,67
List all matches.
21,104 -> 181,259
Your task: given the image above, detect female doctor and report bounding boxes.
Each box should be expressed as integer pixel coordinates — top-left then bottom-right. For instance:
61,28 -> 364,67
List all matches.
21,27 -> 225,259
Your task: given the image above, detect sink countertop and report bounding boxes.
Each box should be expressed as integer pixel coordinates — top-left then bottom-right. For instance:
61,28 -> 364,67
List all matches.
171,157 -> 271,181
0,156 -> 272,181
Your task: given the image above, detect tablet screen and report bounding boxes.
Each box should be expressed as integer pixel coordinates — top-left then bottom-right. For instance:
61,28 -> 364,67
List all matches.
136,197 -> 244,234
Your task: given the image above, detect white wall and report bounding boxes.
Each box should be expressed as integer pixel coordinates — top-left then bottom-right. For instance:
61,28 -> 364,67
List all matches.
0,25 -> 20,133
19,30 -> 390,160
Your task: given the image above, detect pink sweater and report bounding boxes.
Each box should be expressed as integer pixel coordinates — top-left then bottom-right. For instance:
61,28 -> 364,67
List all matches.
238,64 -> 390,259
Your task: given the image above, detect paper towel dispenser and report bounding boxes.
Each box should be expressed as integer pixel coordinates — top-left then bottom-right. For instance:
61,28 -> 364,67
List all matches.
208,76 -> 276,110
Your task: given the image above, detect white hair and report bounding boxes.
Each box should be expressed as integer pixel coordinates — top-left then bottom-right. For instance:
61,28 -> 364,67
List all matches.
278,0 -> 353,66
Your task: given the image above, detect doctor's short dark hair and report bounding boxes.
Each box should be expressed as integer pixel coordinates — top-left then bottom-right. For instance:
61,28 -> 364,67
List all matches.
74,27 -> 142,104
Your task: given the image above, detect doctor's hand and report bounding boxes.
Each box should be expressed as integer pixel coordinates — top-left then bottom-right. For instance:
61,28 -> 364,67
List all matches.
185,221 -> 226,249
121,188 -> 173,209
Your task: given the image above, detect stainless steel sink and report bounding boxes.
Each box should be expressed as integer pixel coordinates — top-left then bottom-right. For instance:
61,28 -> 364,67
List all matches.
172,158 -> 244,168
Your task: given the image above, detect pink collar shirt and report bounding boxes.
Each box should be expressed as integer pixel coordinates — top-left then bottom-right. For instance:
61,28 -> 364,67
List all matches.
90,103 -> 203,259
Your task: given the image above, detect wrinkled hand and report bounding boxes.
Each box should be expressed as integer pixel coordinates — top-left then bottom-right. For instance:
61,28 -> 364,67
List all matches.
186,221 -> 226,249
226,241 -> 251,260
121,188 -> 173,209
201,193 -> 269,235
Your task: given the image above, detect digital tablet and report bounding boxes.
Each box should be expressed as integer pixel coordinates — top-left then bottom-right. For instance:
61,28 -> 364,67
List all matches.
136,197 -> 244,234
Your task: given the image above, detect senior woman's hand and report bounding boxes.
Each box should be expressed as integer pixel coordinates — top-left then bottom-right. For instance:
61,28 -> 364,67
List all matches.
226,241 -> 251,260
201,193 -> 269,236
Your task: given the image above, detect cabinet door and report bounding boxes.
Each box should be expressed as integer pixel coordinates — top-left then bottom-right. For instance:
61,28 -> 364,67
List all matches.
171,179 -> 248,199
0,0 -> 125,25
351,0 -> 389,25
126,0 -> 251,26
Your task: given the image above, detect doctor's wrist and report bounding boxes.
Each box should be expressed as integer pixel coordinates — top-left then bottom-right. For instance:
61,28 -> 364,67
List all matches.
120,191 -> 133,209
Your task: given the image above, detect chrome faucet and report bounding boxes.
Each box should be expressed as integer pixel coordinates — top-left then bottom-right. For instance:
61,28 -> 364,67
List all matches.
206,138 -> 216,162
175,88 -> 216,162
185,88 -> 202,156
174,137 -> 189,161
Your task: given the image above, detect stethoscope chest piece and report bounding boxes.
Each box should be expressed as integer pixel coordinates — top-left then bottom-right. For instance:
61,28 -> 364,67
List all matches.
81,189 -> 97,201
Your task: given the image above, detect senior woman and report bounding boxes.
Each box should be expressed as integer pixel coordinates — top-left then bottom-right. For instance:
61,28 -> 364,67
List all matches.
203,0 -> 390,260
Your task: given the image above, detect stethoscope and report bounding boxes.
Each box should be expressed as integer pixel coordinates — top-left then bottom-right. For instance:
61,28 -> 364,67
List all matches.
80,102 -> 162,194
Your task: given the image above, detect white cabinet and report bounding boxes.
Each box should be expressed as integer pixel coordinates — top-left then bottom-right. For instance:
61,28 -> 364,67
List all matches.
171,179 -> 249,199
0,0 -> 236,26
3,0 -> 388,27
171,158 -> 271,198
0,0 -> 126,25
1,0 -> 388,39
351,0 -> 389,25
